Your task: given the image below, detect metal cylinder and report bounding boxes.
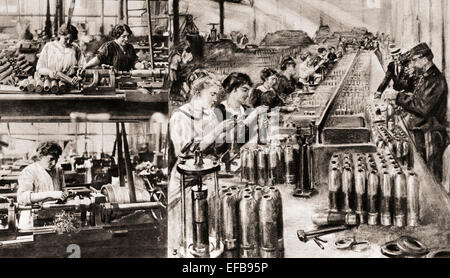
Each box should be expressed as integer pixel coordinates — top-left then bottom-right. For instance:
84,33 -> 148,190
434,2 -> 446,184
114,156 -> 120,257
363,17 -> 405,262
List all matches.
265,186 -> 284,258
312,212 -> 359,227
328,167 -> 341,212
58,80 -> 67,93
19,79 -> 29,91
239,194 -> 259,258
367,170 -> 379,225
284,145 -> 296,184
191,186 -> 209,255
259,194 -> 279,258
253,186 -> 263,204
26,77 -> 35,92
257,148 -> 267,187
43,78 -> 51,92
241,148 -> 248,182
276,146 -> 285,184
50,80 -> 58,94
341,167 -> 353,213
393,172 -> 407,227
247,149 -> 257,184
354,168 -> 366,223
35,79 -> 44,93
257,112 -> 268,145
268,148 -> 278,186
221,192 -> 238,258
100,184 -> 151,204
380,172 -> 392,226
407,172 -> 420,227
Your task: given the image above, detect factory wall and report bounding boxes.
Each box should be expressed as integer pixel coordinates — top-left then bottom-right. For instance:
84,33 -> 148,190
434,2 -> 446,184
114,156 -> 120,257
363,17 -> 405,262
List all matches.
0,0 -> 167,37
177,0 -> 392,43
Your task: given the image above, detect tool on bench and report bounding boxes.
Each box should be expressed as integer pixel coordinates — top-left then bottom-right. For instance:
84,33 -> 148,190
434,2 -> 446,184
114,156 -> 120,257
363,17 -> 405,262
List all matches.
297,225 -> 354,244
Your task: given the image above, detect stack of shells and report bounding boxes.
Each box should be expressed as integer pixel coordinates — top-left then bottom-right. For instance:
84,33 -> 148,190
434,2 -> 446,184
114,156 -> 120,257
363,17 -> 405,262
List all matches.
328,152 -> 420,228
241,144 -> 303,187
372,123 -> 412,168
332,55 -> 371,116
219,184 -> 284,258
18,76 -> 69,94
0,54 -> 18,86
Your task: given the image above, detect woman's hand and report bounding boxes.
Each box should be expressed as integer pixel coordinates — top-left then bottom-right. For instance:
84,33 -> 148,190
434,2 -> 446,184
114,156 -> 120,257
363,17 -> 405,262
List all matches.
198,119 -> 235,150
244,106 -> 269,126
50,191 -> 68,201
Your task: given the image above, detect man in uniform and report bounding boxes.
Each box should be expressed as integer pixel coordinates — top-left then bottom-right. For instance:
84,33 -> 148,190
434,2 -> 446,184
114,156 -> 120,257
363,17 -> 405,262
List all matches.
387,43 -> 448,181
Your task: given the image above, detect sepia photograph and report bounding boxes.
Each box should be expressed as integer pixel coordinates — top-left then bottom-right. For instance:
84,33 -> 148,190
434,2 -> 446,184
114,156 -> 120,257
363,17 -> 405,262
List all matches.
0,0 -> 449,260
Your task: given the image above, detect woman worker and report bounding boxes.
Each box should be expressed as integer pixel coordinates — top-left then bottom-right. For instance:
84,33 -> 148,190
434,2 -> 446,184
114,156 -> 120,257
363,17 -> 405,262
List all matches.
36,23 -> 85,79
167,69 -> 234,256
248,68 -> 284,109
81,24 -> 138,72
17,141 -> 67,205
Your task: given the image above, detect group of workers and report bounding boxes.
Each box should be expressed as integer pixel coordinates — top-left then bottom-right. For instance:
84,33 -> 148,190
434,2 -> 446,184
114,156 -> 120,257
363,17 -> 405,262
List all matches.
166,44 -> 340,254
36,22 -> 139,82
376,43 -> 448,182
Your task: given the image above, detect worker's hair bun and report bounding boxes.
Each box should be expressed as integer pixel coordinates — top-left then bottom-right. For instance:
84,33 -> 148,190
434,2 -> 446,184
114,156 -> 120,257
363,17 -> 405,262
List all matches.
36,141 -> 62,158
187,69 -> 221,96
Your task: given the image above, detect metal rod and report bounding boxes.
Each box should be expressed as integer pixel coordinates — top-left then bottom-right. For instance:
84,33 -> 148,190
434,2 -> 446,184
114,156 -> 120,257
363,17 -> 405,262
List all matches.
146,0 -> 155,68
121,122 -> 137,203
116,122 -> 125,187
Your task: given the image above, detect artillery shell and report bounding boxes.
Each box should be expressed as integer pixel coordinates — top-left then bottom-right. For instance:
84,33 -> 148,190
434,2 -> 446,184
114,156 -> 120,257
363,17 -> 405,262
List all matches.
407,172 -> 420,227
43,78 -> 51,92
221,192 -> 239,258
354,168 -> 367,223
380,172 -> 393,226
247,149 -> 257,184
284,145 -> 296,185
257,148 -> 267,186
328,167 -> 341,212
367,170 -> 379,225
393,172 -> 407,227
35,79 -> 44,93
50,80 -> 58,94
268,148 -> 278,186
341,167 -> 353,213
265,186 -> 284,258
259,195 -> 279,258
239,194 -> 259,258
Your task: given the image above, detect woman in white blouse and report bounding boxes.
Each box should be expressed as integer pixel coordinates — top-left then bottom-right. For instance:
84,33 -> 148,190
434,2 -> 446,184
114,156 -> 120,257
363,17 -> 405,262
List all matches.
36,23 -> 85,80
167,69 -> 234,256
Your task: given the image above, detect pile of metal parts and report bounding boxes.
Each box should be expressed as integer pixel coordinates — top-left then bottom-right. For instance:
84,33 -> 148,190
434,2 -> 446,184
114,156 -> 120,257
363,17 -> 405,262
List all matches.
328,152 -> 420,227
16,68 -> 168,94
381,236 -> 429,258
219,184 -> 284,258
18,73 -> 72,94
372,123 -> 412,168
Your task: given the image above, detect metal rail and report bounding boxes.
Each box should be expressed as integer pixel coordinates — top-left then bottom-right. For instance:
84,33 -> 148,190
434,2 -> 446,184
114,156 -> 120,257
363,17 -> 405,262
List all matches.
316,51 -> 361,144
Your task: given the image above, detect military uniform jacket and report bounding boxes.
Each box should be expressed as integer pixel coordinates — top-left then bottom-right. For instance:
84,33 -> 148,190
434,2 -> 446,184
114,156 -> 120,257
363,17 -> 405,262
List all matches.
396,64 -> 448,132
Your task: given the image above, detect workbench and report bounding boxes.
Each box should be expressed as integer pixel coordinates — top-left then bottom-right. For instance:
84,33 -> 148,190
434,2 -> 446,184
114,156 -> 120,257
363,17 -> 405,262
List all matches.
0,88 -> 168,122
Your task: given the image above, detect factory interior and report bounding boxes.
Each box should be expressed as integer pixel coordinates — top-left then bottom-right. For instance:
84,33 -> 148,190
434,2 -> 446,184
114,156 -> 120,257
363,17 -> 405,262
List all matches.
0,0 -> 449,258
